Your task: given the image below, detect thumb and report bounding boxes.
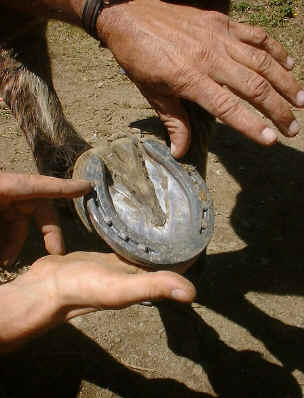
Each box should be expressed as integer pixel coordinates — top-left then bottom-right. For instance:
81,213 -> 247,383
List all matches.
111,271 -> 196,307
141,91 -> 192,158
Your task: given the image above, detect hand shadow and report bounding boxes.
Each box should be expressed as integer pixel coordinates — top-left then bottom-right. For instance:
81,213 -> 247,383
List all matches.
195,123 -> 304,374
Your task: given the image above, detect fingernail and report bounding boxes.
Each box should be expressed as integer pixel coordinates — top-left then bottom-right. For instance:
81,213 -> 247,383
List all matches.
171,289 -> 188,301
170,143 -> 177,157
288,120 -> 300,136
286,56 -> 295,70
296,90 -> 304,107
261,128 -> 277,144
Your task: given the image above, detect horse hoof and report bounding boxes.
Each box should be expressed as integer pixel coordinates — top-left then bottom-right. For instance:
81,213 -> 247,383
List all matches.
72,136 -> 214,269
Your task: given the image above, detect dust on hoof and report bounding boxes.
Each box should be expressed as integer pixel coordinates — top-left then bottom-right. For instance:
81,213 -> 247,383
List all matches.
73,135 -> 214,269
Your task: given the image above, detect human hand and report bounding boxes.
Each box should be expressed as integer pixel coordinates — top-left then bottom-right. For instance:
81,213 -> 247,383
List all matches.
0,172 -> 91,267
0,251 -> 196,352
97,0 -> 304,157
34,251 -> 196,317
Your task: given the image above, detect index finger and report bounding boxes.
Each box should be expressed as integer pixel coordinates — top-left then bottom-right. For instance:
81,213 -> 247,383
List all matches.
0,173 -> 92,200
35,199 -> 66,255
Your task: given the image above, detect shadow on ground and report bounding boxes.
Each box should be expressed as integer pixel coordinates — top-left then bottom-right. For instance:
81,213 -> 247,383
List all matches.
0,322 -> 212,398
202,123 -> 304,375
1,120 -> 304,397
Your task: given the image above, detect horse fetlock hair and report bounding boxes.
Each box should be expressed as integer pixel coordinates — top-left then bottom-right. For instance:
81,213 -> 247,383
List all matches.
0,10 -> 90,177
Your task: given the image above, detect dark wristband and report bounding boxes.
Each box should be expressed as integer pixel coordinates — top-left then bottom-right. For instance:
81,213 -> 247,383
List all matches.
82,0 -> 109,39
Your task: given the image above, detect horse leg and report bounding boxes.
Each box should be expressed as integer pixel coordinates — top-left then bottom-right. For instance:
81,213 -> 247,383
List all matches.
0,9 -> 89,178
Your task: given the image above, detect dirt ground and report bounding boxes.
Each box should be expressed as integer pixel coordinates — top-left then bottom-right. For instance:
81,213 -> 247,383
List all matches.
1,3 -> 304,397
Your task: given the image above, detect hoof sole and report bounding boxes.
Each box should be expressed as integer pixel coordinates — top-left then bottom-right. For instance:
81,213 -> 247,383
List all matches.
73,137 -> 214,269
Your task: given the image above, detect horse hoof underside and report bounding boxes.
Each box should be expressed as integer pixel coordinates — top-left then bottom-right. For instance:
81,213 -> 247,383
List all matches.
72,136 -> 214,269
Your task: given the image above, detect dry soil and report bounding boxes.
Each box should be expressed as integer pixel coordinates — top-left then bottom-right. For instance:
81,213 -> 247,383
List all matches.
0,4 -> 304,397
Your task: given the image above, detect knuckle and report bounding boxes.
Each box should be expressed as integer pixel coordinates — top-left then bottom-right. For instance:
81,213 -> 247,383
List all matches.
173,71 -> 201,96
247,75 -> 271,102
174,48 -> 214,93
206,11 -> 226,22
199,46 -> 213,64
251,26 -> 268,45
213,93 -> 240,119
253,51 -> 272,73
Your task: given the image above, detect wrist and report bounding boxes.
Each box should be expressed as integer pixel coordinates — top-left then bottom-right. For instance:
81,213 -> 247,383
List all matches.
0,265 -> 63,353
95,0 -> 132,47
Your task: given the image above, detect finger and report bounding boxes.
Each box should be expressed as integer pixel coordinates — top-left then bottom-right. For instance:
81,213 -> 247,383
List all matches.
229,21 -> 294,70
35,200 -> 65,255
227,41 -> 304,108
137,86 -> 191,158
0,218 -> 29,267
151,95 -> 191,158
213,58 -> 300,137
0,173 -> 92,200
180,74 -> 278,145
102,270 -> 196,308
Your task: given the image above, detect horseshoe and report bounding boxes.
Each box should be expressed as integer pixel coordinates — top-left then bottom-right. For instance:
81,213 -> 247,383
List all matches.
73,137 -> 214,269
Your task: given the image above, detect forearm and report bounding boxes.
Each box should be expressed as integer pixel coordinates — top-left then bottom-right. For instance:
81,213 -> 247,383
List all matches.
0,0 -> 85,25
0,274 -> 62,354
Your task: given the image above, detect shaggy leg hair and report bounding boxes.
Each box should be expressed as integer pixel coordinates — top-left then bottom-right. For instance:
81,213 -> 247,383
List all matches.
0,8 -> 89,178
